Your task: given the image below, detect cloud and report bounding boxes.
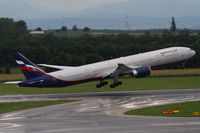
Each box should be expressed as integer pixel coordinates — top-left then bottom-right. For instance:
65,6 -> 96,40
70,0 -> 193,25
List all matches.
22,0 -> 130,13
0,0 -> 130,18
179,0 -> 200,3
1,0 -> 200,19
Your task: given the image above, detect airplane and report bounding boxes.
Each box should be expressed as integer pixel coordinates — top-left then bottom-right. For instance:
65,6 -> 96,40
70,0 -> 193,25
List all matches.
13,47 -> 195,88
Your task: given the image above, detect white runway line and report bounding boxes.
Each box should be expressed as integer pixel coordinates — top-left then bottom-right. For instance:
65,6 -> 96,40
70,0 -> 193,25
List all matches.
0,123 -> 21,128
152,121 -> 200,126
0,112 -> 23,121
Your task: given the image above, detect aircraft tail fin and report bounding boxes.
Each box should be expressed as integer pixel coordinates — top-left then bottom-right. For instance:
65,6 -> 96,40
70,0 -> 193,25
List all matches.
13,52 -> 45,80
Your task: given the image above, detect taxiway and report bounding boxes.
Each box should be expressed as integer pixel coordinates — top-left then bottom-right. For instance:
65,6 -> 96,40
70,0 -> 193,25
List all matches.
0,89 -> 200,133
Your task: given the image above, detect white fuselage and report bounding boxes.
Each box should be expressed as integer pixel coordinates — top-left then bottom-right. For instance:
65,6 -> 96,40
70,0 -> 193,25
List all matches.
49,47 -> 195,81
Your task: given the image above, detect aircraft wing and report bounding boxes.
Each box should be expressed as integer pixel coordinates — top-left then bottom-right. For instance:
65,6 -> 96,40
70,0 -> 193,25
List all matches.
111,63 -> 151,80
112,64 -> 135,76
37,64 -> 75,70
110,63 -> 134,81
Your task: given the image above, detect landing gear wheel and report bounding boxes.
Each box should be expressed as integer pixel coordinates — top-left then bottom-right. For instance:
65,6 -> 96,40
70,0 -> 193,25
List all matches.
110,81 -> 122,88
96,80 -> 108,88
117,81 -> 122,85
110,84 -> 115,88
103,81 -> 108,85
114,82 -> 118,86
96,84 -> 101,88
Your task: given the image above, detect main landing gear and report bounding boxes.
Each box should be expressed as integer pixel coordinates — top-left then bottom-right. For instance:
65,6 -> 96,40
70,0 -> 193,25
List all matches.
96,80 -> 123,88
96,80 -> 108,88
109,71 -> 122,88
110,81 -> 122,88
96,66 -> 123,88
96,80 -> 122,88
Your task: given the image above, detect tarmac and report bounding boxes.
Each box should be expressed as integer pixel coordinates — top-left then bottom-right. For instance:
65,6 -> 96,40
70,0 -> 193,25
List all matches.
0,89 -> 200,133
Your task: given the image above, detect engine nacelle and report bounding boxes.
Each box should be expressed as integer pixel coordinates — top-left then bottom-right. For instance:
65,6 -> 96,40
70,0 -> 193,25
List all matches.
132,65 -> 151,78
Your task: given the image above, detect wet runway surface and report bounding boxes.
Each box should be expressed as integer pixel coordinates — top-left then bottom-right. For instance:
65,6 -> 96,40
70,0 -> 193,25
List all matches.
0,89 -> 200,133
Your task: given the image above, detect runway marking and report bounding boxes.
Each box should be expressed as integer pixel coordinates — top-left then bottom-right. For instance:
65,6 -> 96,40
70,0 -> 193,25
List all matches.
120,100 -> 168,109
152,121 -> 200,126
9,112 -> 107,119
159,127 -> 200,132
1,113 -> 19,118
0,117 -> 23,121
149,101 -> 167,106
120,102 -> 137,108
120,131 -> 139,133
120,131 -> 143,133
0,123 -> 21,129
78,106 -> 99,111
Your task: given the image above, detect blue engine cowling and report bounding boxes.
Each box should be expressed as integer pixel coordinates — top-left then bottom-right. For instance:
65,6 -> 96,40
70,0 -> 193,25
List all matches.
132,65 -> 151,78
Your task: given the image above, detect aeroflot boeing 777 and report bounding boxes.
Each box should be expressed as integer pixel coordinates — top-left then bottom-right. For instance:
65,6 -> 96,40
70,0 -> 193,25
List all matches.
13,47 -> 195,88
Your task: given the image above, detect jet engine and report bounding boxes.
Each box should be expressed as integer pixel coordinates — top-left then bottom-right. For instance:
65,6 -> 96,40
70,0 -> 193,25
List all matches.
132,65 -> 151,78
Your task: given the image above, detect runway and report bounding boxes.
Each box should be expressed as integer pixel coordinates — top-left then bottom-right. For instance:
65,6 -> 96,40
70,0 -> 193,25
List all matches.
0,89 -> 200,133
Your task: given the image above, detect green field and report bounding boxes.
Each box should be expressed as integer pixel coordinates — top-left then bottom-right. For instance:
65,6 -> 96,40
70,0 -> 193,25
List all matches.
0,76 -> 200,95
125,101 -> 200,117
0,100 -> 76,114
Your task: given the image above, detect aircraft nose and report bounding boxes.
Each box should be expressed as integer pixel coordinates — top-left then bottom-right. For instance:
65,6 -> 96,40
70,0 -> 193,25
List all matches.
191,50 -> 196,56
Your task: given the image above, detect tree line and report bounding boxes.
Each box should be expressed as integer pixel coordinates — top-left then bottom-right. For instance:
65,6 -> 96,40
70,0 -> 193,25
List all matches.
35,25 -> 90,33
0,18 -> 199,71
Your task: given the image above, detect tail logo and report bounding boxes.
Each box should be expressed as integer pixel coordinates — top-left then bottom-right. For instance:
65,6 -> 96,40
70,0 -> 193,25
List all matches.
16,60 -> 42,72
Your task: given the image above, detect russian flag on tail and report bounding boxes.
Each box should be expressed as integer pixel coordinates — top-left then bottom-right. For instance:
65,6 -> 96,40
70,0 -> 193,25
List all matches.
14,52 -> 45,80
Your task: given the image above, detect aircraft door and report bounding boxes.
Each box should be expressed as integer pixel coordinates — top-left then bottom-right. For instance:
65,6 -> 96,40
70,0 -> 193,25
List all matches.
156,54 -> 161,62
180,49 -> 185,57
155,54 -> 164,65
85,69 -> 90,78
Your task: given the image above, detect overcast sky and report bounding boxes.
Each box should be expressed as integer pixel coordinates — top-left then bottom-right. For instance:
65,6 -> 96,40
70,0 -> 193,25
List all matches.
0,0 -> 200,19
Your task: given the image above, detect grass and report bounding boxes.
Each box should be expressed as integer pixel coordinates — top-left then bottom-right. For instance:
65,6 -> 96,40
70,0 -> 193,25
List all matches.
151,68 -> 200,77
125,101 -> 200,117
0,74 -> 24,82
0,76 -> 200,95
10,67 -> 23,74
0,100 -> 76,114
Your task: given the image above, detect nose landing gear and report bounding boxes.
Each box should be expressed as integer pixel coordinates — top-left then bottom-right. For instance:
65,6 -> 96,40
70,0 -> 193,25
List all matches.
182,61 -> 187,69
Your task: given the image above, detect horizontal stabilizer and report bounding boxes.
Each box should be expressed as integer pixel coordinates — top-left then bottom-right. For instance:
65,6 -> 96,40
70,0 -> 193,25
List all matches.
3,81 -> 22,84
